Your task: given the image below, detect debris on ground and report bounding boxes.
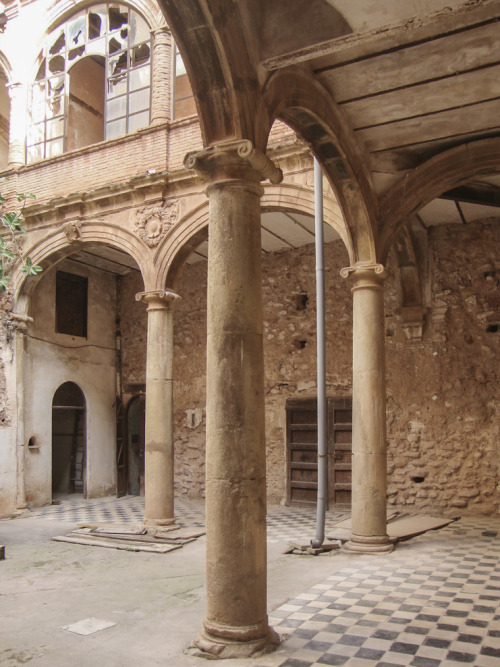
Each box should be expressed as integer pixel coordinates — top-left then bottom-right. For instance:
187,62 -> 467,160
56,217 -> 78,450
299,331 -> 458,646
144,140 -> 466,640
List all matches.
53,523 -> 206,553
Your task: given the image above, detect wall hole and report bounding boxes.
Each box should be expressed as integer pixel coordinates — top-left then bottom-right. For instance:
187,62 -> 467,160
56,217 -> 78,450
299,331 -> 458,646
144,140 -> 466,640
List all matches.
294,339 -> 307,349
411,476 -> 425,483
486,324 -> 499,333
295,293 -> 308,311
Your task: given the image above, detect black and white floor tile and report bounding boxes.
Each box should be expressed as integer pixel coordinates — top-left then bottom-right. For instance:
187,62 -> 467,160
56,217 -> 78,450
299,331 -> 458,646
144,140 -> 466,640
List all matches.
27,496 -> 500,665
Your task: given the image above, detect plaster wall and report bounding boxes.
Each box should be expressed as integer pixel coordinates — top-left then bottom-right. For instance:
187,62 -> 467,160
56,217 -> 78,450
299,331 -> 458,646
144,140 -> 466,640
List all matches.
22,260 -> 117,507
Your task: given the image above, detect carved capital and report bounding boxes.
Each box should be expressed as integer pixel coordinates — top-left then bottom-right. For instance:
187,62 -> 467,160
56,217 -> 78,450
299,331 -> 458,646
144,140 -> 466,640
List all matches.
135,289 -> 181,309
341,262 -> 386,290
184,139 -> 283,188
135,200 -> 179,247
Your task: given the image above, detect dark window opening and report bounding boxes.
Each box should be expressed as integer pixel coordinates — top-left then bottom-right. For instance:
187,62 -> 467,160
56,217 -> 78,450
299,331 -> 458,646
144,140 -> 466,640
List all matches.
56,271 -> 88,337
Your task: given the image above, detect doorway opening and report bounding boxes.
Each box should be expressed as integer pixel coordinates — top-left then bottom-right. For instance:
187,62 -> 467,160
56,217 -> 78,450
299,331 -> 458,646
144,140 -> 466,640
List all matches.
125,394 -> 145,496
286,397 -> 352,508
52,382 -> 86,496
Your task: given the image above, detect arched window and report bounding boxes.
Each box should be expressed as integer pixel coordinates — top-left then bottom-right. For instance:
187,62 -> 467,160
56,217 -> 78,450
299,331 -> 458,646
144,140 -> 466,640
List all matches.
27,4 -> 151,163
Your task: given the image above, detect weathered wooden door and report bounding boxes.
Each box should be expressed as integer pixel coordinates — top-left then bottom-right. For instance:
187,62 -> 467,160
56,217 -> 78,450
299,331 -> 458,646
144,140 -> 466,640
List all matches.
328,398 -> 352,508
286,399 -> 318,505
286,397 -> 352,508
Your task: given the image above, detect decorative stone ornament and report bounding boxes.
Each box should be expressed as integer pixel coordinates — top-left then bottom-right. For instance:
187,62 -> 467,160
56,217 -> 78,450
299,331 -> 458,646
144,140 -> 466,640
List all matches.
135,200 -> 179,247
62,221 -> 83,243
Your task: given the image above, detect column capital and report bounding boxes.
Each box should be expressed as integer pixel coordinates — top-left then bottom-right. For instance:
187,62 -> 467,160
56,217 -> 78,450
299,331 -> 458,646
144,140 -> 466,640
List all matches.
135,289 -> 181,308
151,24 -> 172,37
340,262 -> 386,289
184,139 -> 283,188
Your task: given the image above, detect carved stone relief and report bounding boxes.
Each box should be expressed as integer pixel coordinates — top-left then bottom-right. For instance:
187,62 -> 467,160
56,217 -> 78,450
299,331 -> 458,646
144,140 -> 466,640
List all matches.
135,200 -> 179,247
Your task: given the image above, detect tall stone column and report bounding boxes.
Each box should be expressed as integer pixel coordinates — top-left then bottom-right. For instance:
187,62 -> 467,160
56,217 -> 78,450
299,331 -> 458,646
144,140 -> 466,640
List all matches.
184,141 -> 282,659
7,82 -> 27,168
150,26 -> 172,125
341,263 -> 394,553
135,289 -> 180,530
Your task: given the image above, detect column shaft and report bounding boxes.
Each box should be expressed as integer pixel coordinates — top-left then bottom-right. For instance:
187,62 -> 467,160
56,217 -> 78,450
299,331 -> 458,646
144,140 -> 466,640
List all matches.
345,266 -> 393,553
8,83 -> 27,168
150,27 -> 172,125
185,141 -> 282,659
136,290 -> 179,529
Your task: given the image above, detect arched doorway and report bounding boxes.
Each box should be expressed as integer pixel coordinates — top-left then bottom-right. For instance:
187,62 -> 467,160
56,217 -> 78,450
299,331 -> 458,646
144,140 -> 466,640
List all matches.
125,394 -> 145,496
52,382 -> 86,497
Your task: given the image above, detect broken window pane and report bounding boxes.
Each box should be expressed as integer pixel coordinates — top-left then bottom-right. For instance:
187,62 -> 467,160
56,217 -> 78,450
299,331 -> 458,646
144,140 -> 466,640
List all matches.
109,51 -> 127,76
129,65 -> 149,91
106,94 -> 126,120
128,110 -> 148,132
132,43 -> 149,68
68,46 -> 85,61
109,6 -> 128,31
88,7 -> 106,39
49,55 -> 65,74
129,12 -> 149,46
129,88 -> 149,114
68,14 -> 86,48
105,117 -> 126,139
49,29 -> 65,55
107,74 -> 127,98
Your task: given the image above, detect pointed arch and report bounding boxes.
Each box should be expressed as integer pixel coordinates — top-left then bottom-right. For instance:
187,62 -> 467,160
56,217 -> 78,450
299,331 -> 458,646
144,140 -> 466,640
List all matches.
379,138 -> 500,262
262,67 -> 377,264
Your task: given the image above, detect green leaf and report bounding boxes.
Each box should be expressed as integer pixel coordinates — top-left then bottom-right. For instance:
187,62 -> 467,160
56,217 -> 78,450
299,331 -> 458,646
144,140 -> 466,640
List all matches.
16,192 -> 36,202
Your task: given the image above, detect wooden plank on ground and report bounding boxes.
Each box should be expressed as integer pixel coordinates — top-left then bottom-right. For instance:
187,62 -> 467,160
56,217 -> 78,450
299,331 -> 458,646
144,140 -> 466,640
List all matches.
53,534 -> 183,553
387,515 -> 456,541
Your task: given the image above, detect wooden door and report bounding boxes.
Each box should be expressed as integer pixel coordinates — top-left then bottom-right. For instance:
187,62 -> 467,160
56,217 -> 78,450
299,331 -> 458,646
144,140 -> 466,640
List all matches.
328,398 -> 352,508
286,397 -> 352,508
286,399 -> 318,505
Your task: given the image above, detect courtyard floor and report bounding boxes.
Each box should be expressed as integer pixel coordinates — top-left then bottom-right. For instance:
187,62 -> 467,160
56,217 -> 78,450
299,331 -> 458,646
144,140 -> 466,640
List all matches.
1,496 -> 500,666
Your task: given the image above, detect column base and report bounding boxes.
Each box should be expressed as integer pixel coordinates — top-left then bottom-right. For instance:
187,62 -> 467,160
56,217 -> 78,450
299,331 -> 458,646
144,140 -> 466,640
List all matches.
344,533 -> 395,554
192,620 -> 281,659
143,517 -> 178,534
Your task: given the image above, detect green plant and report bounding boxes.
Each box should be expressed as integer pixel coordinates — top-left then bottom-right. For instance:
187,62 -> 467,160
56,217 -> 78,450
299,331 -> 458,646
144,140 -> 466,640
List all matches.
0,184 -> 42,291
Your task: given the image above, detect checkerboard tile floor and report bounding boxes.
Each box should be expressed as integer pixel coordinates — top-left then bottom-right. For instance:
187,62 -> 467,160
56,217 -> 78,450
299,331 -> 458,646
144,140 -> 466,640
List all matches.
261,518 -> 500,667
28,496 -> 500,666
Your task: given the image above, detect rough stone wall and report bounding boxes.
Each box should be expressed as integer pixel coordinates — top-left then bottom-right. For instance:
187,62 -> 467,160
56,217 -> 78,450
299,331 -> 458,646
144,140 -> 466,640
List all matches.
118,220 -> 500,514
385,219 -> 500,516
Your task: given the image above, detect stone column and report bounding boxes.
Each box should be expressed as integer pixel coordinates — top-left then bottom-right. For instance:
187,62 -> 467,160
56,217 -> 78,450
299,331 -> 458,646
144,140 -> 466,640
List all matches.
184,141 -> 282,659
135,289 -> 180,530
341,263 -> 394,553
150,26 -> 172,125
7,82 -> 27,168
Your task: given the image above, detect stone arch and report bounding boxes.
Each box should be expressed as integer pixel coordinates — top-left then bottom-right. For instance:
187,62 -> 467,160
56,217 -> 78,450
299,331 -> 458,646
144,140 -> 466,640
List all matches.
379,138 -> 500,262
158,0 -> 261,146
10,222 -> 154,308
158,181 -> 356,289
262,67 -> 377,265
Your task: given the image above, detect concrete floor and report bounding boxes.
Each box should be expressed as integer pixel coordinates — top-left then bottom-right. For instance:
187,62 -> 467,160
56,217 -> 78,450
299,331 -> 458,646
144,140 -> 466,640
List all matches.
1,498 -> 499,666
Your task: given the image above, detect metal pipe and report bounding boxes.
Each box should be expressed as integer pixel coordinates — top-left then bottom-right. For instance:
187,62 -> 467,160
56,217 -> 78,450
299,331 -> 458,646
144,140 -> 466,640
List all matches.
311,157 -> 327,548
